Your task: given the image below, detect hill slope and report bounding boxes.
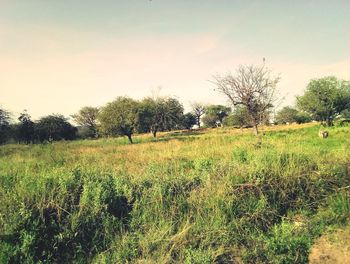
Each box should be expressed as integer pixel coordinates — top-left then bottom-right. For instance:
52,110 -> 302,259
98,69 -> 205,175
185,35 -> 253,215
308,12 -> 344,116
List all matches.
1,124 -> 349,263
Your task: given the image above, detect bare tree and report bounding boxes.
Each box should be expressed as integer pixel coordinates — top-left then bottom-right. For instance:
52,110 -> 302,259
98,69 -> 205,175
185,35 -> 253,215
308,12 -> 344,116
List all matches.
212,64 -> 280,135
191,102 -> 206,128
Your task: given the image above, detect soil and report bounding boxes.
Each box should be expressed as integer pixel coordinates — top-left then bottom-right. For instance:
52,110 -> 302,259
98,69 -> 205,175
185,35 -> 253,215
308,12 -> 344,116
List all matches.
309,224 -> 350,264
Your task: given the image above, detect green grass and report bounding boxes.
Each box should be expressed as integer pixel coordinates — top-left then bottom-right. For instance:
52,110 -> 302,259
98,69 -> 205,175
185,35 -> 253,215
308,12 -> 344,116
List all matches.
0,124 -> 349,263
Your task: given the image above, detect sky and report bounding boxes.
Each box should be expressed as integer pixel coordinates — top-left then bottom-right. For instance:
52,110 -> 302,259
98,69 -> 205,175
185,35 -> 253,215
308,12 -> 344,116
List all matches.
0,0 -> 349,120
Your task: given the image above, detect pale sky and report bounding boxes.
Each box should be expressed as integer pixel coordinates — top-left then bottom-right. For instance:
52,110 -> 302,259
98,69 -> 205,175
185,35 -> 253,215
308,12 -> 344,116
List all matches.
1,0 -> 349,120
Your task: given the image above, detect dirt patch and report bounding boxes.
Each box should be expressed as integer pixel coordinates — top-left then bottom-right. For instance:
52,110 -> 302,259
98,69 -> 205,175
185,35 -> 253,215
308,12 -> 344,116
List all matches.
309,224 -> 350,264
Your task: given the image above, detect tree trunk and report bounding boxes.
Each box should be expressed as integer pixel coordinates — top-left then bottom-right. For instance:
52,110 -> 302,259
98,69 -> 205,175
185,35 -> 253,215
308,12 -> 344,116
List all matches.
127,134 -> 133,144
252,122 -> 259,136
326,118 -> 333,127
152,130 -> 157,138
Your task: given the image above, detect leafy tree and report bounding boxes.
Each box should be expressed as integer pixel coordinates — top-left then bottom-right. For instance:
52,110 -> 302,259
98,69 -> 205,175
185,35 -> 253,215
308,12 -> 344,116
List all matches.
136,98 -> 157,134
202,114 -> 218,128
275,106 -> 299,124
72,106 -> 99,138
275,106 -> 312,125
99,97 -> 139,143
35,114 -> 77,142
294,112 -> 312,124
203,105 -> 230,128
341,109 -> 350,118
0,108 -> 11,144
224,106 -> 251,129
213,64 -> 280,135
181,112 -> 197,129
159,97 -> 184,132
191,103 -> 206,128
16,110 -> 35,144
137,97 -> 184,137
297,76 -> 350,126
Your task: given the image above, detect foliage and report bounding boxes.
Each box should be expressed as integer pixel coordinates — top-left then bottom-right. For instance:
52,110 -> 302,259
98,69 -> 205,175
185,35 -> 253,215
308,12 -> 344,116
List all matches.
295,112 -> 313,124
213,64 -> 280,135
202,105 -> 230,127
297,76 -> 350,126
275,106 -> 299,124
35,114 -> 77,142
72,106 -> 99,138
0,108 -> 11,144
1,122 -> 350,263
98,97 -> 139,143
16,110 -> 35,144
181,112 -> 197,129
137,97 -> 184,137
224,105 -> 251,128
340,109 -> 350,118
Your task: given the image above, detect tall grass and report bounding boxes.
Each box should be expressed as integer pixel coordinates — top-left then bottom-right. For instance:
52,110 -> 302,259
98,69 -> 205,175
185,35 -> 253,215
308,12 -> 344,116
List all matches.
0,123 -> 349,263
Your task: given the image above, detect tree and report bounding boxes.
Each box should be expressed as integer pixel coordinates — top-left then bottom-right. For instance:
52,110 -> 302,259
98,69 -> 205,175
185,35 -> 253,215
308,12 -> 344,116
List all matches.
181,112 -> 197,129
202,105 -> 230,128
275,106 -> 299,124
0,108 -> 11,144
191,103 -> 206,128
213,64 -> 280,135
72,106 -> 99,138
35,114 -> 77,142
275,106 -> 312,124
137,97 -> 184,137
297,76 -> 350,126
294,112 -> 312,124
17,110 -> 35,144
224,106 -> 251,129
99,97 -> 139,143
341,109 -> 350,118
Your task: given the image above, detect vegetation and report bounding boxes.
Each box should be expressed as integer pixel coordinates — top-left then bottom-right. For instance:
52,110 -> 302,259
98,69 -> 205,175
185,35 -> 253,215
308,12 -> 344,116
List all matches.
16,110 -> 35,144
1,66 -> 350,263
137,97 -> 184,138
1,123 -> 349,263
202,105 -> 231,128
0,108 -> 11,144
191,102 -> 206,128
72,106 -> 100,138
224,106 -> 251,129
98,97 -> 139,143
275,106 -> 312,125
213,64 -> 280,135
181,112 -> 197,130
35,114 -> 77,142
297,76 -> 350,126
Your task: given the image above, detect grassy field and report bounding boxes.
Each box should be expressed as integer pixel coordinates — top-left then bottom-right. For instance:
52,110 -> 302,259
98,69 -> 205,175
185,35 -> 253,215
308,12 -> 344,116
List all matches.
1,123 -> 350,263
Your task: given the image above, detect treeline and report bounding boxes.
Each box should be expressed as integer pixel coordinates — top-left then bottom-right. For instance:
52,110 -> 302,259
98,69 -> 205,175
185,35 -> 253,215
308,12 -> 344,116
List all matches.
0,96 -> 198,144
1,74 -> 350,145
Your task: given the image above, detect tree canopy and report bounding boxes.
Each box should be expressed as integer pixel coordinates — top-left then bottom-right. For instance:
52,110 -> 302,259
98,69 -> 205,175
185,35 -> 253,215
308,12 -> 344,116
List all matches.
72,106 -> 99,138
213,64 -> 280,135
98,97 -> 139,143
137,97 -> 184,137
224,106 -> 251,129
16,110 -> 35,144
35,114 -> 77,142
275,106 -> 312,124
0,108 -> 11,144
181,112 -> 197,129
297,76 -> 350,126
202,105 -> 231,128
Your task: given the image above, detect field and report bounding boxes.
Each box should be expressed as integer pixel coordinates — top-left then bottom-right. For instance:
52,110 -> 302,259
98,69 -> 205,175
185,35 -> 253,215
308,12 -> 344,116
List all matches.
1,123 -> 350,263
